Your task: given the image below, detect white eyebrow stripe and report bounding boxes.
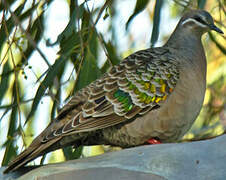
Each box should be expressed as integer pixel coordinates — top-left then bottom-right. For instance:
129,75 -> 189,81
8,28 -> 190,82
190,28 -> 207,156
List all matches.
182,18 -> 208,28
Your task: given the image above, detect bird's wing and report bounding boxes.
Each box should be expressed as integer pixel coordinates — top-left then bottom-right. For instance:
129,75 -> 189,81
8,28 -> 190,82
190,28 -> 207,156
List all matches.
43,48 -> 179,141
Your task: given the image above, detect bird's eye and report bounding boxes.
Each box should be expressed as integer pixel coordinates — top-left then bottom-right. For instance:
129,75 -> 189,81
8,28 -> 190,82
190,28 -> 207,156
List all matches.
193,16 -> 206,25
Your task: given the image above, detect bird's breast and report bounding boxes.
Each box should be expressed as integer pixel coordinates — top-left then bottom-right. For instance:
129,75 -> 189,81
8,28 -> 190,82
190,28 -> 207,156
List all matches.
123,58 -> 206,142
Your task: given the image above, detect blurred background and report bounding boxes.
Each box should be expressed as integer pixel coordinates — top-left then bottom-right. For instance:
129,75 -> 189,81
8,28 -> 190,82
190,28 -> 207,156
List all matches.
0,0 -> 225,167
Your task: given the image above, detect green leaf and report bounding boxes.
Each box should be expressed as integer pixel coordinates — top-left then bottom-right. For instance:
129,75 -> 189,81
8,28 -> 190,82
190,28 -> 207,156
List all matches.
150,0 -> 164,47
1,140 -> 17,166
0,60 -> 11,105
76,51 -> 102,89
62,146 -> 83,160
126,0 -> 149,30
0,3 -> 25,51
100,40 -> 121,73
20,11 -> 45,68
198,0 -> 206,9
0,107 -> 11,123
58,31 -> 81,56
50,60 -> 66,121
0,0 -> 14,11
1,83 -> 18,166
103,40 -> 120,66
26,57 -> 67,123
58,9 -> 91,57
47,2 -> 85,46
209,32 -> 226,55
0,2 -> 39,52
50,88 -> 61,121
73,33 -> 102,92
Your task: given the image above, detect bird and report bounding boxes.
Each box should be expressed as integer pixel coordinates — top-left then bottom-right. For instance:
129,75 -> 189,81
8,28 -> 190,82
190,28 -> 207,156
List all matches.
4,9 -> 223,173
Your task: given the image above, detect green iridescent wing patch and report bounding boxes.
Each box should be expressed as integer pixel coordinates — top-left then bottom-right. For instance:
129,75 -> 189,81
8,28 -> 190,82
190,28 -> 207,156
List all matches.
81,48 -> 179,120
107,48 -> 179,117
113,89 -> 133,112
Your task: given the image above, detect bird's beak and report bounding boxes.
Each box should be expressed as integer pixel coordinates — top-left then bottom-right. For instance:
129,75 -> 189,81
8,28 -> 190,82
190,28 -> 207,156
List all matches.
209,24 -> 224,34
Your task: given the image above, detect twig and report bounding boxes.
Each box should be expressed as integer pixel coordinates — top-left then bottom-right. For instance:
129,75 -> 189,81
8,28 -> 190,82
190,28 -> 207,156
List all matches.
85,0 -> 113,67
0,96 -> 48,110
209,32 -> 226,55
3,0 -> 51,67
69,2 -> 87,95
3,19 -> 27,145
94,0 -> 110,25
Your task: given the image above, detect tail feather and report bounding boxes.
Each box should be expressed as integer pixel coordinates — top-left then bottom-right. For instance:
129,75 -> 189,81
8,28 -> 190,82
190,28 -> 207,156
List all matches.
3,137 -> 61,174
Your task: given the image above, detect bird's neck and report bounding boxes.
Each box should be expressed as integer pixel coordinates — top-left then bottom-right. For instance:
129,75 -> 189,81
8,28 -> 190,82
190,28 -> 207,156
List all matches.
164,26 -> 203,50
164,25 -> 207,82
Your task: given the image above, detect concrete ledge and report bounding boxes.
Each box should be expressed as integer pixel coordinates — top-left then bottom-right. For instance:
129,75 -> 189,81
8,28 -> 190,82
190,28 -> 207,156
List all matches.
1,135 -> 226,180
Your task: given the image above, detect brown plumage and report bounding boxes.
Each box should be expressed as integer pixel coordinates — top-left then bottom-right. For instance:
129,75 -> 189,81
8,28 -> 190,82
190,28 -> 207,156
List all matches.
4,10 -> 223,173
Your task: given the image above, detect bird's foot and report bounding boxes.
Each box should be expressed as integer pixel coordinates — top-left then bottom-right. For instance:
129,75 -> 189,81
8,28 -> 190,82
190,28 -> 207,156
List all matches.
147,138 -> 161,144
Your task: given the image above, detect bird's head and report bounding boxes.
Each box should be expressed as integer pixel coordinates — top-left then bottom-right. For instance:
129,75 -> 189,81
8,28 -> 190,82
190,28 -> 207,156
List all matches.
179,10 -> 223,35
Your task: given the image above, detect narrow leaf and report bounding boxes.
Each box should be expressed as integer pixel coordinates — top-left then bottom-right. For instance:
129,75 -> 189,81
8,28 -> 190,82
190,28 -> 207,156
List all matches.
0,0 -> 14,11
150,0 -> 164,47
47,3 -> 85,46
21,11 -> 45,63
0,60 -> 11,105
100,41 -> 121,73
26,57 -> 67,123
62,146 -> 83,160
209,32 -> 226,55
74,48 -> 102,92
58,31 -> 81,56
50,60 -> 66,121
126,0 -> 149,30
102,40 -> 120,66
0,3 -> 25,51
198,0 -> 206,9
0,107 -> 11,122
1,83 -> 18,166
0,2 -> 39,52
73,31 -> 102,93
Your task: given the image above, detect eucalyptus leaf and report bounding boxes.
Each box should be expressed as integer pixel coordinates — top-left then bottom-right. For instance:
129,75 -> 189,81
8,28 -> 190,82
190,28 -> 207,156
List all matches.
26,57 -> 67,123
1,83 -> 18,166
150,0 -> 164,47
126,0 -> 149,30
0,60 -> 10,105
198,0 -> 206,9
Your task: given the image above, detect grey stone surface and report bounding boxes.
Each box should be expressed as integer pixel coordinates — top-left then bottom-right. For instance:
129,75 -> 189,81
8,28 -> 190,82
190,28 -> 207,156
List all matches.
34,167 -> 166,180
1,135 -> 226,180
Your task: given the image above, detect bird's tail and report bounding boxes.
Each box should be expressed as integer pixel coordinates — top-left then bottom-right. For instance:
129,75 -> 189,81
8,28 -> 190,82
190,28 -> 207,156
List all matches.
3,136 -> 61,174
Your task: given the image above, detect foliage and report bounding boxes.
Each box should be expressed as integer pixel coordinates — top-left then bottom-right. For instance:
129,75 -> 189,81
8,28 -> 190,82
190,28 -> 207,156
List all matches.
0,0 -> 225,166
